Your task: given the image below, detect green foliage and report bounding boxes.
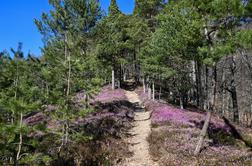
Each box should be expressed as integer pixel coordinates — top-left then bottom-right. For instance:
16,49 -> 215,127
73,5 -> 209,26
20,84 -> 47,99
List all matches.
134,0 -> 166,18
0,0 -> 104,165
108,0 -> 120,16
0,46 -> 44,165
95,11 -> 131,76
1,0 -> 252,165
185,0 -> 248,66
235,29 -> 252,49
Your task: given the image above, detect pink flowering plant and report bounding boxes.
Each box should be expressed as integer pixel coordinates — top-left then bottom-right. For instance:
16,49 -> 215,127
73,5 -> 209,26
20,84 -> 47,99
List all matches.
136,87 -> 252,165
93,85 -> 127,103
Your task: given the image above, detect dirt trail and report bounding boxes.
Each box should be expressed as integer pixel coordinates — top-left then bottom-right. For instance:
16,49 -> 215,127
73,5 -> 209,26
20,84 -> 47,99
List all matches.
121,90 -> 158,166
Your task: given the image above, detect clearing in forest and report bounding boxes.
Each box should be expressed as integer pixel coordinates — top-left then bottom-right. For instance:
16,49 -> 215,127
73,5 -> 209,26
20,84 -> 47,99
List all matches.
122,90 -> 158,166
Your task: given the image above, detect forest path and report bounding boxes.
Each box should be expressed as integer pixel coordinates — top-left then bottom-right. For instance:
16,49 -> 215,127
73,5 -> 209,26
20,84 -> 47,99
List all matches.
121,90 -> 158,166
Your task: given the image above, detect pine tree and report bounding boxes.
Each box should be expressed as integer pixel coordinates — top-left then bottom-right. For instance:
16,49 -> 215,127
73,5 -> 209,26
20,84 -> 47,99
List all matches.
133,0 -> 166,18
0,44 -> 47,165
35,0 -> 102,155
108,0 -> 120,16
96,3 -> 131,89
181,0 -> 252,155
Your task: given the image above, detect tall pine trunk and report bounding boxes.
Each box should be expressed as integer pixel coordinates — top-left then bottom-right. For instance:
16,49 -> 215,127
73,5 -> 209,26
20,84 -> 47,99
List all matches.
180,95 -> 184,109
196,61 -> 203,108
152,81 -> 155,101
119,63 -> 123,88
148,83 -> 152,100
232,90 -> 239,123
112,68 -> 115,90
159,86 -> 162,100
203,66 -> 209,110
66,52 -> 71,97
241,50 -> 252,126
16,112 -> 23,163
230,55 -> 239,123
143,77 -> 146,93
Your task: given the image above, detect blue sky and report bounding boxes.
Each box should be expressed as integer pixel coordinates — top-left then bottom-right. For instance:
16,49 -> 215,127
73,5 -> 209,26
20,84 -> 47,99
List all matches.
0,0 -> 134,56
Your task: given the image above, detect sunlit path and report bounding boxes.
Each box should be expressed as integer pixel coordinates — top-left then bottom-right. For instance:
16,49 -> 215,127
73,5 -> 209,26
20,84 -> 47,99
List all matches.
121,90 -> 158,166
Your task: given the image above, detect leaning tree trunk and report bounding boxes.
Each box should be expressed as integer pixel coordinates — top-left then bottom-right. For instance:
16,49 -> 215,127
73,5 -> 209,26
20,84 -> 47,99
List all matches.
194,111 -> 211,155
194,65 -> 217,155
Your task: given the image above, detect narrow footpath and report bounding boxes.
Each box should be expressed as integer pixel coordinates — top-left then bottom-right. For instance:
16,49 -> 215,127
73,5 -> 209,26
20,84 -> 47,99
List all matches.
121,90 -> 158,166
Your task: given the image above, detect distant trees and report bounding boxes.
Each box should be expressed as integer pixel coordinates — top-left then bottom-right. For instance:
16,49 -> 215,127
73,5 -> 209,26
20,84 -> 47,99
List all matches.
134,0 -> 166,29
96,0 -> 135,89
140,1 -> 201,104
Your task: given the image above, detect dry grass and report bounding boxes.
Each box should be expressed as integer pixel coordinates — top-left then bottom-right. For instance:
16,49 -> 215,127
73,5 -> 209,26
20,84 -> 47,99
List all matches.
148,121 -> 252,166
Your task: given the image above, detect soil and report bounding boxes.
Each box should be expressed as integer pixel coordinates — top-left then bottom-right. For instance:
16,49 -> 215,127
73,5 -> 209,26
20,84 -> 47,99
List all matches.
121,90 -> 158,166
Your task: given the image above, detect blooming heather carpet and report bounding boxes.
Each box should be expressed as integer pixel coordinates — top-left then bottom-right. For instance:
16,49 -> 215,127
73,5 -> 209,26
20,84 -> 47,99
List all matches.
94,85 -> 127,103
135,87 -> 252,166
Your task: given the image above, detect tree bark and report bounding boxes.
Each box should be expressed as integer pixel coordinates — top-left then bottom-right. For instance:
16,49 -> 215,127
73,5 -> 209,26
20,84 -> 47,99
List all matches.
123,68 -> 126,81
46,82 -> 49,98
203,66 -> 209,110
16,112 -> 23,163
112,68 -> 115,90
159,86 -> 162,101
194,65 -> 217,155
148,83 -> 152,100
230,55 -> 239,123
65,122 -> 69,145
14,63 -> 19,99
66,52 -> 71,97
194,111 -> 211,155
143,77 -> 146,93
180,95 -> 184,109
241,50 -> 252,125
152,81 -> 155,101
64,34 -> 71,97
232,90 -> 239,123
119,63 -> 122,88
64,34 -> 67,63
118,80 -> 121,88
196,61 -> 203,108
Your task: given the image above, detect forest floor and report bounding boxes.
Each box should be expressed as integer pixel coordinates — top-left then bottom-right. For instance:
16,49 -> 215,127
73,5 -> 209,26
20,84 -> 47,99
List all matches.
135,87 -> 252,166
89,85 -> 252,165
121,90 -> 158,166
23,84 -> 252,165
